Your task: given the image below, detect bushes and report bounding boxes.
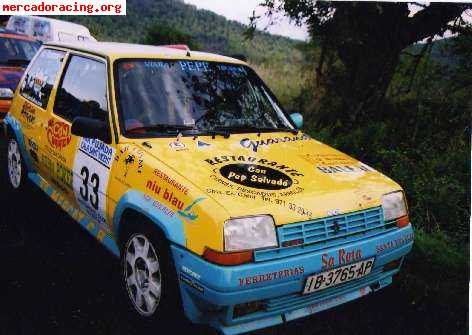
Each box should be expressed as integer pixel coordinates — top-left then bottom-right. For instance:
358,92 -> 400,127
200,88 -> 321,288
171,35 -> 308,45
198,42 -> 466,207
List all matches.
304,37 -> 471,243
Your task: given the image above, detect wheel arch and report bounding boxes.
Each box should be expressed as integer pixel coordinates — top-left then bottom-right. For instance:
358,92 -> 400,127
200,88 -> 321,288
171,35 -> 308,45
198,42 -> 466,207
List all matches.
3,115 -> 34,172
113,190 -> 186,251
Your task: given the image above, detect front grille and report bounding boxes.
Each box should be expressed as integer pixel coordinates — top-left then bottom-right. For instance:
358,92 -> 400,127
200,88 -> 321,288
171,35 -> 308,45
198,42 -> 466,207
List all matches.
255,207 -> 396,262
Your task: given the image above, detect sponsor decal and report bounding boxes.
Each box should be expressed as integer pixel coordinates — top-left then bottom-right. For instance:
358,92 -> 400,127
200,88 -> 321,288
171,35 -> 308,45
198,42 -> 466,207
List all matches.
300,153 -> 357,166
316,164 -> 374,174
38,178 -> 108,242
220,164 -> 293,190
146,178 -> 205,221
181,266 -> 201,280
47,120 -> 71,150
73,138 -> 116,228
39,178 -> 84,223
238,266 -> 304,286
376,233 -> 414,254
153,168 -> 189,195
205,155 -> 311,217
322,249 -> 363,270
45,146 -> 67,164
240,133 -> 310,152
79,138 -> 114,168
197,140 -> 211,149
28,138 -> 38,152
20,102 -> 36,124
178,61 -> 247,75
327,209 -> 341,216
205,155 -> 304,177
28,138 -> 39,162
146,180 -> 186,211
177,197 -> 206,221
143,194 -> 175,218
205,187 -> 312,218
180,274 -> 204,293
115,145 -> 144,177
169,133 -> 187,151
41,154 -> 54,175
55,162 -> 73,190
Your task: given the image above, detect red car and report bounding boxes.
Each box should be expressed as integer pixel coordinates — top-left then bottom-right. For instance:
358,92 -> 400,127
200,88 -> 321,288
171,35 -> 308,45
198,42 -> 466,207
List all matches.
0,28 -> 40,122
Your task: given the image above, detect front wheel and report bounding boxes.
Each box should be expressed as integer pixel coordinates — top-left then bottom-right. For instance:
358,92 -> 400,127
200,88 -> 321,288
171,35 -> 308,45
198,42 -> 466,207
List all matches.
121,223 -> 183,325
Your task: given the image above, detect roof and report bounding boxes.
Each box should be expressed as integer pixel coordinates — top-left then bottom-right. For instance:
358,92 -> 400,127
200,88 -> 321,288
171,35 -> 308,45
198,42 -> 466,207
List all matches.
43,41 -> 246,64
9,15 -> 92,34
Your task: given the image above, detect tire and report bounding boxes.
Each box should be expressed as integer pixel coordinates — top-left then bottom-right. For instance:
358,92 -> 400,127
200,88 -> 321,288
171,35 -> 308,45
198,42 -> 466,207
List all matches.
5,134 -> 28,193
121,219 -> 184,327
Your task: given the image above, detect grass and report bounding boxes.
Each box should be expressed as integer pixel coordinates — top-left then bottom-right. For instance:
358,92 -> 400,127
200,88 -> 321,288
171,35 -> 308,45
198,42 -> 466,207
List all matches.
398,229 -> 469,321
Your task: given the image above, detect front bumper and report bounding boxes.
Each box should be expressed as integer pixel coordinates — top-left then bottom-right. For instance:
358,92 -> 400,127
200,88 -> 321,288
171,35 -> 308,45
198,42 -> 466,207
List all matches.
171,224 -> 414,334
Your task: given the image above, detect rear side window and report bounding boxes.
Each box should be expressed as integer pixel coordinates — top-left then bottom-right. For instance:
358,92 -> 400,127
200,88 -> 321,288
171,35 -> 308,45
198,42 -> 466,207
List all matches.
20,48 -> 65,109
54,55 -> 108,122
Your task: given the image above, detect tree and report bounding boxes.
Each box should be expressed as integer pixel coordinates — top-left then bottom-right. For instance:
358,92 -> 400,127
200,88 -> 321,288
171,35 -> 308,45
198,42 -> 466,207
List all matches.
250,2 -> 471,129
143,23 -> 198,49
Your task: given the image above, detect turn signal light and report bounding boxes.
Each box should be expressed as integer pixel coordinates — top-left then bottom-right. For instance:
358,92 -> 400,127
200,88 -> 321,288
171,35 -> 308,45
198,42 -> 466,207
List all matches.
396,215 -> 410,228
203,247 -> 253,266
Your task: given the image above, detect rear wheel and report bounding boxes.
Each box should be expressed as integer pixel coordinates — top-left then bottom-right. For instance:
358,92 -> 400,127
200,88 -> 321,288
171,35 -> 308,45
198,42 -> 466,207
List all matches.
121,220 -> 183,326
5,135 -> 27,192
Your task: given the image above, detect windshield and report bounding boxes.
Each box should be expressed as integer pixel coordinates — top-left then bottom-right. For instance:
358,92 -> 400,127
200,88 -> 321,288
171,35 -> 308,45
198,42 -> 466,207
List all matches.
115,59 -> 294,136
0,37 -> 40,65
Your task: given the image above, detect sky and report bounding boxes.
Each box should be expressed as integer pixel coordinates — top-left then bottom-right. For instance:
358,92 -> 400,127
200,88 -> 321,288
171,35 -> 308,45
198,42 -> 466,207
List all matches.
183,0 -> 309,40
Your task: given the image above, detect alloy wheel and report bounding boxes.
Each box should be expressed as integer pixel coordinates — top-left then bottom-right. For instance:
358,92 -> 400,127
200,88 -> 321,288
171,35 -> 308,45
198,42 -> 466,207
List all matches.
7,139 -> 22,189
124,234 -> 162,317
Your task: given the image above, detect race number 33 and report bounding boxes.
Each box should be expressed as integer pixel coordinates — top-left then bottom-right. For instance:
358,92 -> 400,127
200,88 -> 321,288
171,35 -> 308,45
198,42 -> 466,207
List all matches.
73,138 -> 115,227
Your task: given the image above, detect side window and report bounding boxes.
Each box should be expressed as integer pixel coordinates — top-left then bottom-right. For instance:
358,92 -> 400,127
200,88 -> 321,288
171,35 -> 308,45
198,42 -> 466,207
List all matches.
54,55 -> 108,123
20,48 -> 65,109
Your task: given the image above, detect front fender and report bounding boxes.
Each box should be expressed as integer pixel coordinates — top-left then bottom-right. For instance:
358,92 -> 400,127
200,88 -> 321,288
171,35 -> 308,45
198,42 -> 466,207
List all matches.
112,190 -> 187,247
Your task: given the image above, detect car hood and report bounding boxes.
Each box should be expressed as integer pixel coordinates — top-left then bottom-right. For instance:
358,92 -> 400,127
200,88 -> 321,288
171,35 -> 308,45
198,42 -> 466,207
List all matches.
139,132 -> 401,225
0,66 -> 25,91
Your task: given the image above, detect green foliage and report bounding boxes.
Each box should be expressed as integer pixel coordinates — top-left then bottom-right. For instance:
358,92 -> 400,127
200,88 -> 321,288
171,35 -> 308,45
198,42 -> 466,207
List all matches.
143,23 -> 198,49
398,229 -> 469,322
306,36 -> 471,242
55,0 -> 301,65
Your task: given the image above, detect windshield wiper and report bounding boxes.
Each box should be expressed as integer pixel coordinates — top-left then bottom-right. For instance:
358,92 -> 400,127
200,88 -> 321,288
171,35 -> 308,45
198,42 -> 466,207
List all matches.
215,125 -> 298,135
127,124 -> 197,134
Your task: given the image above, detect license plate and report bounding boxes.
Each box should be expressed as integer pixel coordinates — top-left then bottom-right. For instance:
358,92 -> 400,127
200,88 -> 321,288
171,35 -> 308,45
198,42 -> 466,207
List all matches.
303,258 -> 375,295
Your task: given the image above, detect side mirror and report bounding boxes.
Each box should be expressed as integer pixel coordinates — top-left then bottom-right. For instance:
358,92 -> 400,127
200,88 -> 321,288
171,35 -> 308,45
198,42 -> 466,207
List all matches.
290,112 -> 303,129
71,117 -> 111,144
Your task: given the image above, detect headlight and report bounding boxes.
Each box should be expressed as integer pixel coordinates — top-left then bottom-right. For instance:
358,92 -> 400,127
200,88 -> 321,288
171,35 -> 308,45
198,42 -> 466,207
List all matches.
0,88 -> 13,99
382,191 -> 407,221
224,215 -> 278,252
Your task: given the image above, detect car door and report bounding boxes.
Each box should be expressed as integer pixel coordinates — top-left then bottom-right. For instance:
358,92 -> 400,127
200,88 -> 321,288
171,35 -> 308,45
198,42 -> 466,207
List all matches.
51,53 -> 116,232
16,47 -> 67,180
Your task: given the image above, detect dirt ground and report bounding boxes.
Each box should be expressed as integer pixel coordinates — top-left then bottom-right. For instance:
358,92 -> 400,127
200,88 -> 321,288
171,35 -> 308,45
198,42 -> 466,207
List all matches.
0,138 -> 467,335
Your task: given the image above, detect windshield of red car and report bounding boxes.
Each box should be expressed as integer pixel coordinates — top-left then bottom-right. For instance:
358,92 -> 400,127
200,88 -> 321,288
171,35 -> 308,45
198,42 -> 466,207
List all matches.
0,37 -> 41,65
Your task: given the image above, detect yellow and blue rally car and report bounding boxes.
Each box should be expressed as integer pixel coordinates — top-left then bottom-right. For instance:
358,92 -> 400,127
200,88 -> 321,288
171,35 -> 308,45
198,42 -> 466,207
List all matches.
2,42 -> 414,334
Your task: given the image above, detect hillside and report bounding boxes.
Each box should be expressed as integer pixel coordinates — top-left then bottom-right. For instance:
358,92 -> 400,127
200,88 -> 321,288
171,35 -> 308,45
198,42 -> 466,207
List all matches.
58,0 -> 302,65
